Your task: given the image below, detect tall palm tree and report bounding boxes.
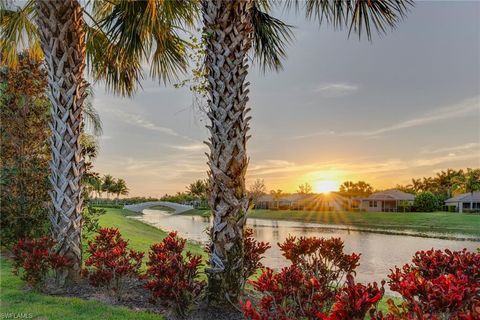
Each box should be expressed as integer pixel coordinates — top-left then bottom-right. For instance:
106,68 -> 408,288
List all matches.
1,0 -> 198,283
202,0 -> 413,305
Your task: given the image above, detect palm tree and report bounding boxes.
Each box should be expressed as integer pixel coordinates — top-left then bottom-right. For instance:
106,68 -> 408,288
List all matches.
202,0 -> 412,304
112,178 -> 129,203
2,0 -> 198,283
101,174 -> 115,200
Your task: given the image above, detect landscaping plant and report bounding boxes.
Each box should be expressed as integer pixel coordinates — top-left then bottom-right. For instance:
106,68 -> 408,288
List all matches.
383,248 -> 480,320
242,236 -> 382,319
144,231 -> 205,317
242,228 -> 271,287
12,236 -> 72,288
82,228 -> 144,296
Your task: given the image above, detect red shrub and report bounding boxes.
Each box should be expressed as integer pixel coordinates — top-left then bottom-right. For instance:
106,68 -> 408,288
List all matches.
329,274 -> 384,320
385,249 -> 480,320
82,228 -> 144,294
12,236 -> 71,287
279,236 -> 360,305
243,236 -> 376,320
144,231 -> 205,317
243,228 -> 271,281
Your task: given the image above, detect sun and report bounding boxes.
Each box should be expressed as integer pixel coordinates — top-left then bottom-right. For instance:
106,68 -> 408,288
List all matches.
314,180 -> 339,194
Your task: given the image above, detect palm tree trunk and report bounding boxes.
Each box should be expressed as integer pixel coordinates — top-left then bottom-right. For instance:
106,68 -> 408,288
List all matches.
202,0 -> 254,306
36,0 -> 87,284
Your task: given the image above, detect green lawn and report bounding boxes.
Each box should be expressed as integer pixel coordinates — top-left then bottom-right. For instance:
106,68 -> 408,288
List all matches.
246,209 -> 480,236
0,259 -> 161,320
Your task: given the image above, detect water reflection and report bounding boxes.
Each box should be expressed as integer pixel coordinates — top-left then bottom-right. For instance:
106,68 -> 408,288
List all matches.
135,209 -> 480,290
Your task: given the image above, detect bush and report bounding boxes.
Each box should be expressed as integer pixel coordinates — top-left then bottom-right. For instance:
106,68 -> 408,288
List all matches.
82,228 -> 144,295
414,192 -> 439,212
144,231 -> 205,317
243,236 -> 380,320
383,249 -> 480,319
12,237 -> 71,288
82,204 -> 106,239
279,236 -> 360,306
242,228 -> 271,285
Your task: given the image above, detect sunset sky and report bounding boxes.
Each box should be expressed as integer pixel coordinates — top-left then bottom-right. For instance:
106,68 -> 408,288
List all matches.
91,1 -> 480,197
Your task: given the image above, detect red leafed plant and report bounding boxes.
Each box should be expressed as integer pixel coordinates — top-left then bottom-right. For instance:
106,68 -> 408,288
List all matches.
243,236 -> 378,320
82,228 -> 144,295
243,228 -> 271,282
329,274 -> 385,320
383,249 -> 480,320
12,236 -> 71,288
279,236 -> 360,305
144,231 -> 205,317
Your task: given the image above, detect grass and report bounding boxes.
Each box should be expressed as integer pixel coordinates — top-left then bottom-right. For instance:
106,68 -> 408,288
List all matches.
0,259 -> 161,320
1,207 -> 399,318
247,209 -> 480,236
97,208 -> 205,257
181,208 -> 211,217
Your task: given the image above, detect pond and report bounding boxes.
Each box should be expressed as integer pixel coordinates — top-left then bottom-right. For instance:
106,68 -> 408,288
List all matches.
134,209 -> 479,291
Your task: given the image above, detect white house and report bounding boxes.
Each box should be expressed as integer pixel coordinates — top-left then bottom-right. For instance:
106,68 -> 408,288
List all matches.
359,190 -> 414,212
445,191 -> 480,213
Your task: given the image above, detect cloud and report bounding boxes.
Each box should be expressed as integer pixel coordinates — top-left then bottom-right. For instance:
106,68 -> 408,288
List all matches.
168,143 -> 206,151
314,83 -> 359,97
349,96 -> 479,137
420,142 -> 480,155
293,96 -> 480,139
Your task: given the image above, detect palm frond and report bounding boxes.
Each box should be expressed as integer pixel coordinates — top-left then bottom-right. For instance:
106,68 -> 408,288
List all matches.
251,5 -> 294,72
282,0 -> 413,40
86,24 -> 144,97
93,0 -> 199,92
0,0 -> 41,67
83,88 -> 103,137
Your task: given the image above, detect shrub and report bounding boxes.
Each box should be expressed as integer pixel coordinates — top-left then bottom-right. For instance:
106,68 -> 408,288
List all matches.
384,249 -> 480,320
243,236 -> 378,320
279,236 -> 360,306
82,228 -> 144,295
144,231 -> 205,317
12,236 -> 71,288
243,228 -> 271,284
414,192 -> 439,212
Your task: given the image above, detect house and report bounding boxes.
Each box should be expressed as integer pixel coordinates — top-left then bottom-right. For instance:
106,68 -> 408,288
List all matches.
359,190 -> 414,212
254,193 -> 350,211
445,191 -> 480,213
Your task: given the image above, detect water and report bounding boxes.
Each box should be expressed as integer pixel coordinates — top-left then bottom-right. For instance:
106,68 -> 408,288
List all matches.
134,209 -> 480,290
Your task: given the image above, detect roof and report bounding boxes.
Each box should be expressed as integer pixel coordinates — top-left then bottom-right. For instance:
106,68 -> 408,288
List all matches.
363,190 -> 415,201
445,191 -> 480,203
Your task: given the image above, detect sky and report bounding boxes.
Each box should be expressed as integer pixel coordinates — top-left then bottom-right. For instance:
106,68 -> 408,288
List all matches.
91,1 -> 480,197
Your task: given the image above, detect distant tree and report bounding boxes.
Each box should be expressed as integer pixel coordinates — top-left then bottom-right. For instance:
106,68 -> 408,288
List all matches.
112,179 -> 129,202
414,192 -> 440,212
297,182 -> 312,195
187,179 -> 209,201
339,181 -> 373,198
102,175 -> 116,199
248,179 -> 267,205
395,184 -> 415,194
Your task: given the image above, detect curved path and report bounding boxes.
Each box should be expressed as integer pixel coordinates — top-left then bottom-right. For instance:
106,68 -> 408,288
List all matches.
123,201 -> 193,214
